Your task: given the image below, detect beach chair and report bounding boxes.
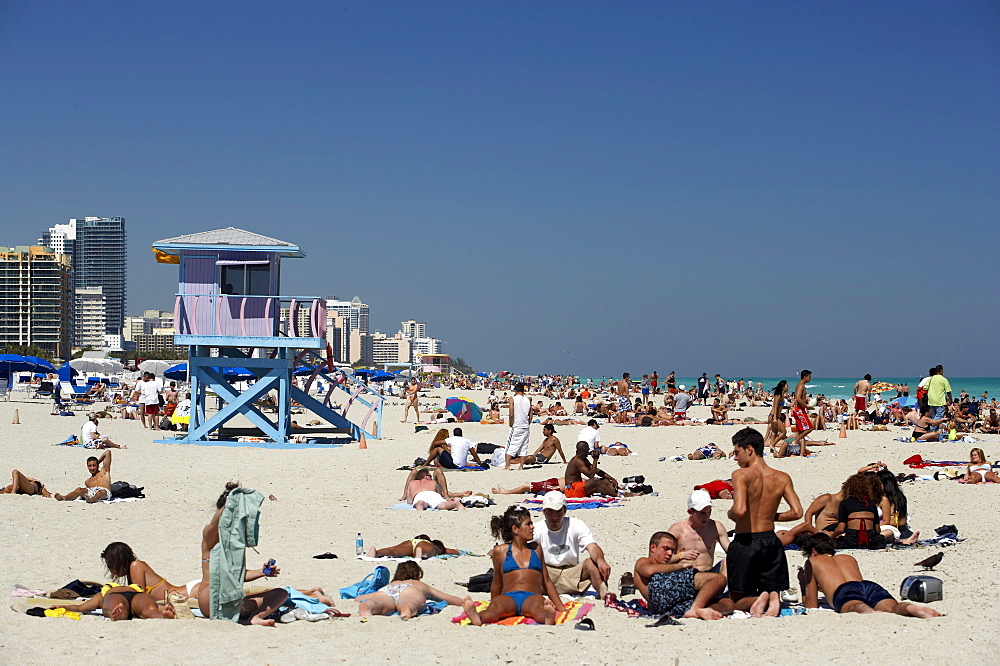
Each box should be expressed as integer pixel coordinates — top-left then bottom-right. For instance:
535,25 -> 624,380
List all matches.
0,378 -> 8,401
32,381 -> 55,400
59,381 -> 93,410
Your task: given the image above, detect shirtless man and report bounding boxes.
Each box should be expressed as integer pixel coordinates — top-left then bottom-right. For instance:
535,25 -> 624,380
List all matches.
55,450 -> 113,502
790,370 -> 814,450
667,490 -> 730,576
795,533 -> 942,617
400,379 -> 421,423
1,469 -> 52,497
726,427 -> 803,617
710,399 -> 732,424
404,468 -> 466,510
633,531 -> 733,620
193,482 -> 287,624
531,424 -> 567,464
853,374 -> 872,414
615,373 -> 632,423
564,442 -> 617,498
777,489 -> 843,545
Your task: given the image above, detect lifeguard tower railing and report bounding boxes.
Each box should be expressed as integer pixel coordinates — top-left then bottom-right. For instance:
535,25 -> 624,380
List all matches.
173,292 -> 384,441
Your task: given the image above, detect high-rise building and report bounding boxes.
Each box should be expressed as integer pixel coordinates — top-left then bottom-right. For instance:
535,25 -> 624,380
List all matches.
326,296 -> 369,335
74,287 -> 106,349
123,309 -> 174,343
400,319 -> 427,339
0,245 -> 73,359
39,216 -> 127,338
371,332 -> 410,366
412,336 -> 443,357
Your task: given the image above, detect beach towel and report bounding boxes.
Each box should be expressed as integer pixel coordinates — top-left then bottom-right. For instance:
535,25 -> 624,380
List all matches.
520,496 -> 620,511
450,600 -> 593,626
54,435 -> 79,446
903,455 -> 969,469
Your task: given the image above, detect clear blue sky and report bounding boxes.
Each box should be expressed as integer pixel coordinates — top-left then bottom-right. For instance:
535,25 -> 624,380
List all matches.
2,1 -> 997,377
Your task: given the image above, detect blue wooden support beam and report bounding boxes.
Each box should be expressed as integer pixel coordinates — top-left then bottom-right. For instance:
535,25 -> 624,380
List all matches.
187,367 -> 285,443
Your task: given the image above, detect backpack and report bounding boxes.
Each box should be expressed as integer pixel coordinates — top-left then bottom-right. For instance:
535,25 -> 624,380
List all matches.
109,481 -> 145,499
338,566 -> 389,599
467,569 -> 494,593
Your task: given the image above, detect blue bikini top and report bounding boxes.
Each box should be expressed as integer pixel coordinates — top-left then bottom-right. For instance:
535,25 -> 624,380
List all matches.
502,543 -> 542,574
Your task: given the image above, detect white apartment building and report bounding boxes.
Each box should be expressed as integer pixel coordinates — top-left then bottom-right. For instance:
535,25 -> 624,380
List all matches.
371,332 -> 410,366
75,287 -> 106,349
399,319 -> 427,339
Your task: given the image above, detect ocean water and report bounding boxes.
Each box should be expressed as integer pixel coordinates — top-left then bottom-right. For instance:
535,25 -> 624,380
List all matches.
575,377 -> 1000,401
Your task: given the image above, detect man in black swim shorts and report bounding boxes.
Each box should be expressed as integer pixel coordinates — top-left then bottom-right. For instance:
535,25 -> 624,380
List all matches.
795,533 -> 941,618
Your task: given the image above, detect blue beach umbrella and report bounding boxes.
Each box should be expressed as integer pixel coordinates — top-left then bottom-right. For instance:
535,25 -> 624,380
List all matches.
890,396 -> 917,408
476,372 -> 489,378
367,371 -> 396,382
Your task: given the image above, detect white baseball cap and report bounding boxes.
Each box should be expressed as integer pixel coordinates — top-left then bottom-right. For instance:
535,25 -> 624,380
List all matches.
541,491 -> 566,511
678,384 -> 686,390
687,489 -> 713,511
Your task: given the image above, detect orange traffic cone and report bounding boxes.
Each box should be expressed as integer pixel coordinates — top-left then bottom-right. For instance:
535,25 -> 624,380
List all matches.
12,409 -> 20,424
839,421 -> 847,438
358,432 -> 368,450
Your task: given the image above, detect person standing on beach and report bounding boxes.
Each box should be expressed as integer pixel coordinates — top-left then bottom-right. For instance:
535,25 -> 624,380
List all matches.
615,373 -> 632,423
926,365 -> 952,425
697,373 -> 710,406
504,382 -> 531,470
791,370 -> 813,449
853,374 -> 872,414
651,371 -> 659,395
726,427 -> 802,617
640,374 -> 651,404
401,379 -> 421,423
666,371 -> 677,394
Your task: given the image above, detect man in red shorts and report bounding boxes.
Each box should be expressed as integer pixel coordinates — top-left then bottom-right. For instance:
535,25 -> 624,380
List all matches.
791,370 -> 813,451
694,479 -> 734,500
853,374 -> 871,414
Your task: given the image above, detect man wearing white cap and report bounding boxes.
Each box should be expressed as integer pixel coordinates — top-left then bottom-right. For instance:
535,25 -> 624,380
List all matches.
533,491 -> 611,598
667,490 -> 730,576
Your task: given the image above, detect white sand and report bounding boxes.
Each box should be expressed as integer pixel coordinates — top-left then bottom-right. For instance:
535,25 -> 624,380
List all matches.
2,390 -> 998,663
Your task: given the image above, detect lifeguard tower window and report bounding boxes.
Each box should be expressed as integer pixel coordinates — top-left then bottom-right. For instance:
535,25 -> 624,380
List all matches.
220,263 -> 269,296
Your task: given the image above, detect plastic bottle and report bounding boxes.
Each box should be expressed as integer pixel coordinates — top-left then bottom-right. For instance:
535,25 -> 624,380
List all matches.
356,532 -> 363,556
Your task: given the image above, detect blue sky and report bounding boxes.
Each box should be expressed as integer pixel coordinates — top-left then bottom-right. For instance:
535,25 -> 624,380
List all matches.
2,1 -> 997,377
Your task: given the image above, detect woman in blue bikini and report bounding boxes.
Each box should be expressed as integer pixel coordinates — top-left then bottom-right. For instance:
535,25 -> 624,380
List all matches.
464,505 -> 562,625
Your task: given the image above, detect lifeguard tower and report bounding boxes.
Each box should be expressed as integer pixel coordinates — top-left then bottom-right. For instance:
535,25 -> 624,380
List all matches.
151,227 -> 382,445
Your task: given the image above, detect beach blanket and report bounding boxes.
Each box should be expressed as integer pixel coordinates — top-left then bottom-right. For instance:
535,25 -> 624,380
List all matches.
54,435 -> 80,446
451,600 -> 593,626
356,550 -> 480,562
520,496 -> 621,511
904,455 -> 969,468
71,496 -> 142,504
605,596 -> 809,619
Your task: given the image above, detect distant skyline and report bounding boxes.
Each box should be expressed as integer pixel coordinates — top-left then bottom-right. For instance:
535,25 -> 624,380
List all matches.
2,2 -> 997,376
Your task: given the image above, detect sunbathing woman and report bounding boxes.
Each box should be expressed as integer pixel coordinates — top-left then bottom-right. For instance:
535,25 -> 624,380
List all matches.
830,473 -> 886,550
51,583 -> 176,621
355,561 -> 469,619
910,405 -> 947,441
424,429 -> 457,468
102,541 -> 188,602
366,535 -> 460,560
965,447 -> 999,483
463,505 -> 562,626
875,469 -> 919,543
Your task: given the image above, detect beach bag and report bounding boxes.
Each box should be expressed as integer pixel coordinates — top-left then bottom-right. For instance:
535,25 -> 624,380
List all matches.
467,569 -> 494,593
900,575 -> 942,603
339,566 -> 389,599
109,481 -> 145,499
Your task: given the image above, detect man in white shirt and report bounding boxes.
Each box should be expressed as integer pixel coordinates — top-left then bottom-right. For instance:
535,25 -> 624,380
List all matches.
673,386 -> 694,420
131,372 -> 162,430
81,414 -> 125,449
577,420 -> 601,454
504,382 -> 531,470
533,491 -> 611,597
446,427 -> 483,468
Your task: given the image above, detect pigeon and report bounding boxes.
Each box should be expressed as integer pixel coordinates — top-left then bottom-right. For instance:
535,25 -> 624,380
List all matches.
914,552 -> 943,571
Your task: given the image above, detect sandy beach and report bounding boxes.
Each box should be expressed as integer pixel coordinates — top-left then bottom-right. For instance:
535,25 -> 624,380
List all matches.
2,390 -> 998,664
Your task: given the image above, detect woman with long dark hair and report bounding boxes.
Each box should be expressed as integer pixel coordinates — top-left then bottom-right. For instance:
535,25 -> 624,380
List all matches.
876,469 -> 919,543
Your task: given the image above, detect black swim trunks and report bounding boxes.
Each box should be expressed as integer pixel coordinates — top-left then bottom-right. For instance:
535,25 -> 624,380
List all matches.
726,531 -> 788,595
831,580 -> 893,612
646,568 -> 697,616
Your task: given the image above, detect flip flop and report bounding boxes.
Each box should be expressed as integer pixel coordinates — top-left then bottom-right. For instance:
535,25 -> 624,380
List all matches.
646,615 -> 682,627
574,618 -> 595,631
325,608 -> 351,618
312,552 -> 338,559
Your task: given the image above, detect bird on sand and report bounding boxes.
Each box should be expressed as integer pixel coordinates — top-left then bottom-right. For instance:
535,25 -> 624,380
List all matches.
914,552 -> 943,571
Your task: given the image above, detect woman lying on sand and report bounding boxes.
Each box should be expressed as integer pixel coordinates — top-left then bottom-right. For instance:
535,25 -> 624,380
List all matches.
965,447 -> 999,483
101,541 -> 189,602
356,562 -> 469,619
463,506 -> 563,626
366,535 -> 460,560
51,584 -> 176,620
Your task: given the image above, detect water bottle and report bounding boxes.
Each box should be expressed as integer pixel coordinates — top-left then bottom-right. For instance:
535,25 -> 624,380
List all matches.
356,532 -> 363,556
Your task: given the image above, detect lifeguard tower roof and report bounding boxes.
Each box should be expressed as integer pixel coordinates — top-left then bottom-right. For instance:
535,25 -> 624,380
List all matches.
153,227 -> 304,258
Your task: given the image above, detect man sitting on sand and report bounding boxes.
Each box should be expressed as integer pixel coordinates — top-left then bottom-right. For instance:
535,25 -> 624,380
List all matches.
633,531 -> 734,620
534,491 -> 612,597
55,450 -> 113,503
531,424 -> 567,464
1,469 -> 52,497
795,533 -> 942,618
81,414 -> 126,449
667,490 -> 730,576
565,442 -> 618,498
404,468 -> 466,511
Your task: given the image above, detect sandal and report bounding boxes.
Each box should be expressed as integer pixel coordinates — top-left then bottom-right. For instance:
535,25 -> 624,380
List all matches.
325,608 -> 351,618
312,552 -> 338,559
574,618 -> 595,631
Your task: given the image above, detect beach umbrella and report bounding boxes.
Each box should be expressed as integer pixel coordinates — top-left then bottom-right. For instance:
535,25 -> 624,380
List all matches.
138,360 -> 172,377
368,371 -> 396,382
69,357 -> 121,374
293,364 -> 320,376
476,372 -> 489,378
25,356 -> 56,372
164,363 -> 255,381
890,396 -> 918,408
56,365 -> 78,382
871,382 -> 896,393
0,354 -> 34,378
446,397 -> 483,422
163,363 -> 188,381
